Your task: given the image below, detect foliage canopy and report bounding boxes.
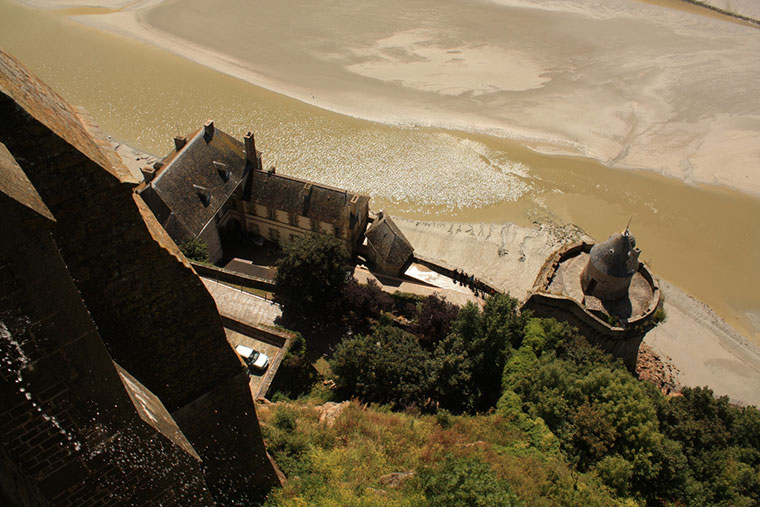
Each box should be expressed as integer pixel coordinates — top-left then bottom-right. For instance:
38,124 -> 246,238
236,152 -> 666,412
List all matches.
275,233 -> 350,321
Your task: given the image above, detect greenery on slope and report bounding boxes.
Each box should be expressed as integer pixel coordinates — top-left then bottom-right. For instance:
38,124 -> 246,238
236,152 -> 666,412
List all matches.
259,400 -> 623,506
269,241 -> 760,506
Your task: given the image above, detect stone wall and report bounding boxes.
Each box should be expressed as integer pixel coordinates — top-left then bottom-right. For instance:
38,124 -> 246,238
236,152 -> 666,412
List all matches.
0,50 -> 277,502
523,242 -> 662,371
0,191 -> 212,505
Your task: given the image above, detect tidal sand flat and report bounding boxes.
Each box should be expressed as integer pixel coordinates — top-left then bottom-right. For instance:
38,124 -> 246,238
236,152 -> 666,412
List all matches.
70,0 -> 760,195
2,0 -> 759,345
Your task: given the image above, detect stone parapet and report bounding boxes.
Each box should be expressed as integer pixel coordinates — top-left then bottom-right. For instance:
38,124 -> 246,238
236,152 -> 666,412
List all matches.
523,241 -> 662,371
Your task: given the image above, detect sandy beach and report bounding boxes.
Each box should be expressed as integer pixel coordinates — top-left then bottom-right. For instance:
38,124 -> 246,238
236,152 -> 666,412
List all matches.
31,0 -> 760,197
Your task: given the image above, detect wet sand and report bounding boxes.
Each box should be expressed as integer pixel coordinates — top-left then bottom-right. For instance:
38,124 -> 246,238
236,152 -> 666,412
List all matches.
65,0 -> 760,196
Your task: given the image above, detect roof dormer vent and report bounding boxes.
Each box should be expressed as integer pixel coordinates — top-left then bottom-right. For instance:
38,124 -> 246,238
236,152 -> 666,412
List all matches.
213,161 -> 230,182
193,184 -> 211,206
173,136 -> 186,151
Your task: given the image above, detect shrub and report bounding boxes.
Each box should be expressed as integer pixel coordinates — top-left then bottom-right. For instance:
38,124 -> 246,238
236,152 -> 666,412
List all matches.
341,279 -> 393,330
179,238 -> 209,262
412,294 -> 459,348
418,454 -> 523,506
330,326 -> 433,410
652,306 -> 667,324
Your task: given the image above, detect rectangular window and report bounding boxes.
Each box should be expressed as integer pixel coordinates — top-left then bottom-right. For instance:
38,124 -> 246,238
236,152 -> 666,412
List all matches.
289,213 -> 298,226
267,207 -> 276,220
269,227 -> 280,242
289,234 -> 296,242
248,223 -> 259,235
334,226 -> 342,238
310,219 -> 319,232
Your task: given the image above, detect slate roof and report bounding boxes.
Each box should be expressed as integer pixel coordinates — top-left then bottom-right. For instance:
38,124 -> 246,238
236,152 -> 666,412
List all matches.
588,232 -> 639,278
147,126 -> 248,240
365,213 -> 414,268
250,170 -> 369,225
0,141 -> 54,221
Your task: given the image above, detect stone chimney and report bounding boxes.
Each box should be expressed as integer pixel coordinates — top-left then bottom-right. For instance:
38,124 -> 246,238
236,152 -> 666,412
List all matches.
349,193 -> 360,216
174,136 -> 186,151
203,120 -> 214,139
141,166 -> 156,182
244,131 -> 260,169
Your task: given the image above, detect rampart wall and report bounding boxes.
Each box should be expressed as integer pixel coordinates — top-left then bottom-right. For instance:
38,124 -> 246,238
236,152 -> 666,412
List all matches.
523,242 -> 662,371
0,192 -> 211,505
0,50 -> 277,502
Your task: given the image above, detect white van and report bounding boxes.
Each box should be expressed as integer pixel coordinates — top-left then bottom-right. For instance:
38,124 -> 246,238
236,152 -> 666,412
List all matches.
234,344 -> 270,372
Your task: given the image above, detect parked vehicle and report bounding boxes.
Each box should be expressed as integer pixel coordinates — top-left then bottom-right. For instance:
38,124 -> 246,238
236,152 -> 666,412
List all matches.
234,344 -> 270,373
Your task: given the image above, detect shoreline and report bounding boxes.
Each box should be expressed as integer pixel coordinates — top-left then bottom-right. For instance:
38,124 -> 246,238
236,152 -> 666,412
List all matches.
108,134 -> 760,407
393,217 -> 760,408
5,0 -> 759,355
23,0 -> 760,198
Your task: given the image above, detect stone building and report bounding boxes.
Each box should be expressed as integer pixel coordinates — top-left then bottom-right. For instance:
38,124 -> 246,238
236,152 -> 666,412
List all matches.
0,49 -> 277,504
523,228 -> 661,370
140,124 -> 370,260
138,122 -> 257,263
580,230 -> 640,300
363,211 -> 415,277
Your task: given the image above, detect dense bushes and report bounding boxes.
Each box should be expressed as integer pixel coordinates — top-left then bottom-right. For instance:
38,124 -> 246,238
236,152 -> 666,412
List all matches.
497,315 -> 760,505
326,287 -> 760,505
418,455 -> 523,506
275,233 -> 350,322
270,239 -> 759,505
331,293 -> 525,414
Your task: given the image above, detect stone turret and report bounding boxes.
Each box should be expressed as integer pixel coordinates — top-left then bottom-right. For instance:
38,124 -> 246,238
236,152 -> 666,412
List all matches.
581,229 -> 640,300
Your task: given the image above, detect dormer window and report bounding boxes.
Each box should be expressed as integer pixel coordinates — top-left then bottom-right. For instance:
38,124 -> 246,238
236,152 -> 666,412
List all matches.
214,161 -> 230,182
193,185 -> 211,206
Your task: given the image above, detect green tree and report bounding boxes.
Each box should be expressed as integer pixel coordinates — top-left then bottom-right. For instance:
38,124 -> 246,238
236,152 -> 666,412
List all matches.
330,326 -> 432,410
179,238 -> 209,262
450,294 -> 527,410
275,233 -> 350,321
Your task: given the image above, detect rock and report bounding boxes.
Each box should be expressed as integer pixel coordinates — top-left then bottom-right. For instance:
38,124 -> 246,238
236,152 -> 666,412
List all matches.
636,343 -> 680,394
378,471 -> 416,488
317,401 -> 349,427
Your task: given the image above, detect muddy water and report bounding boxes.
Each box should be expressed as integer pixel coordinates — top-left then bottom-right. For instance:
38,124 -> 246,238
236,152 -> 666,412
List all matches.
1,0 -> 758,342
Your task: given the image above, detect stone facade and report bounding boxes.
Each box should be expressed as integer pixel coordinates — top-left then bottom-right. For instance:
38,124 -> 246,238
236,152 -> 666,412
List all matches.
142,124 -> 371,259
0,143 -> 213,505
0,49 -> 277,504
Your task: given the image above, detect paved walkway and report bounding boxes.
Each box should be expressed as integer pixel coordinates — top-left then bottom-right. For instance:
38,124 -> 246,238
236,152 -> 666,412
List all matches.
354,266 -> 481,307
202,277 -> 281,327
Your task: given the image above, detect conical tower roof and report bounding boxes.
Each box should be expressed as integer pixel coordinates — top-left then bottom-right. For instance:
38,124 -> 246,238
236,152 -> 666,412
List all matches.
588,231 -> 639,278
